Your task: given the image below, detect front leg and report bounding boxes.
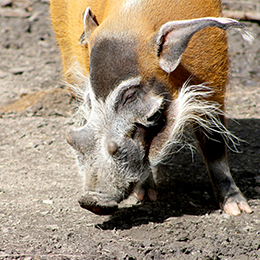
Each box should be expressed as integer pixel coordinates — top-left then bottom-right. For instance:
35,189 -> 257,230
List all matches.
134,171 -> 157,202
195,116 -> 252,215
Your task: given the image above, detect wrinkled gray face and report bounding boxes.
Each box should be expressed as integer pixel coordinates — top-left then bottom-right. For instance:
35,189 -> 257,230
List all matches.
67,37 -> 169,215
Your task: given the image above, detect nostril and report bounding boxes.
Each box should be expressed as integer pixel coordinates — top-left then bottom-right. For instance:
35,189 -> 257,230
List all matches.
107,141 -> 118,155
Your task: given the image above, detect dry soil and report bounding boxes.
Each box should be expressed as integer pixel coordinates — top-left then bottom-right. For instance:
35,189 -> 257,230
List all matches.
1,0 -> 260,259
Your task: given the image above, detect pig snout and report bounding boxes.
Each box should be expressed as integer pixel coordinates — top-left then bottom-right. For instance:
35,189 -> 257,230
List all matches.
66,123 -> 154,215
78,192 -> 119,215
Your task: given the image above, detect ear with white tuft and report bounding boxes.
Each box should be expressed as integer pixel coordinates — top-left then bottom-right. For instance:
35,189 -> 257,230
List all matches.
79,7 -> 98,46
156,17 -> 253,74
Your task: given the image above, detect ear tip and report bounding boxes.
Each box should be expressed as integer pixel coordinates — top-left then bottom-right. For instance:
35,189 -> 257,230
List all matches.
80,6 -> 98,44
159,56 -> 182,74
83,6 -> 92,20
159,59 -> 172,74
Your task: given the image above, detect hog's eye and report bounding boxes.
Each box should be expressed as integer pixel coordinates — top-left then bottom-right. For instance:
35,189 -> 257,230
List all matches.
122,88 -> 137,106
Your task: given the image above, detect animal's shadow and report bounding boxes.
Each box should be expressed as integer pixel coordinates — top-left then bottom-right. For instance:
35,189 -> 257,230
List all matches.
96,119 -> 260,230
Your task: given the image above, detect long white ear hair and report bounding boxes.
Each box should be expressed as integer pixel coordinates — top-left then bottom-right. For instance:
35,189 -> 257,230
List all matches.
151,81 -> 240,167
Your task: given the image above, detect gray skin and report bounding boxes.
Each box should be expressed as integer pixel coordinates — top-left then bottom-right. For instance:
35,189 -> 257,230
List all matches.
66,11 -> 252,215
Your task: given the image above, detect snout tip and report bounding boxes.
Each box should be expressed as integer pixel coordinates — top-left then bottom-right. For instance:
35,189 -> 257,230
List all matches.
78,195 -> 119,215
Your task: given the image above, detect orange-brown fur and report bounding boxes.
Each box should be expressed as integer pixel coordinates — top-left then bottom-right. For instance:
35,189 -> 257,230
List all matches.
50,0 -> 228,105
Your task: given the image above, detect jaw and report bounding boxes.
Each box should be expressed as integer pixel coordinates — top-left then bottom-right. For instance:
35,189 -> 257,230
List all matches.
78,163 -> 159,216
78,180 -> 138,215
78,161 -> 156,215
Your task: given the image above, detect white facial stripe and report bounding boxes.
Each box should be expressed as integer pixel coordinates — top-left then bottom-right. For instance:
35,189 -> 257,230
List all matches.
84,76 -> 141,135
105,76 -> 141,106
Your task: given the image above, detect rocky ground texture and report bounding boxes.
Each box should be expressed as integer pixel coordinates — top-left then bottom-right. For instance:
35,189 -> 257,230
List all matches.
0,0 -> 260,259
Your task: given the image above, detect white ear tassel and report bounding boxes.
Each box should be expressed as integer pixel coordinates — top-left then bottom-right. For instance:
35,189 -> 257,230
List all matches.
215,17 -> 254,43
233,26 -> 254,43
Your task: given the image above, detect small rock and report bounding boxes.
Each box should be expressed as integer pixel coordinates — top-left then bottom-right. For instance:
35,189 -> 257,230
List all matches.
46,224 -> 59,231
1,227 -> 9,233
28,11 -> 42,22
9,66 -> 34,75
40,211 -> 49,216
43,200 -> 53,204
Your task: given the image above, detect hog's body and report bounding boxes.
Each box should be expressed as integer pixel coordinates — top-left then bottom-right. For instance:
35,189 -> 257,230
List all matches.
50,0 -> 252,215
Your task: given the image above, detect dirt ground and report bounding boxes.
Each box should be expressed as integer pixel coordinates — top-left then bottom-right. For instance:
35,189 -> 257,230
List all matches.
0,0 -> 260,259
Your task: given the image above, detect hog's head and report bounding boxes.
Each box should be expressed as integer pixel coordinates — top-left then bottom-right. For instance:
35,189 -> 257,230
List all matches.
67,73 -> 169,214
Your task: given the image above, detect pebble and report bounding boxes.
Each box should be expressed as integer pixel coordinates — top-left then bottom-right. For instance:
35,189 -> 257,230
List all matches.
46,224 -> 59,231
43,200 -> 53,204
9,66 -> 35,75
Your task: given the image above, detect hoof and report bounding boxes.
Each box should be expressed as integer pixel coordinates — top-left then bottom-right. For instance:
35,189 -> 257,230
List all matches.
222,193 -> 252,216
